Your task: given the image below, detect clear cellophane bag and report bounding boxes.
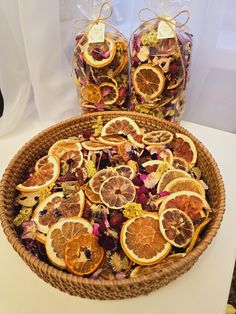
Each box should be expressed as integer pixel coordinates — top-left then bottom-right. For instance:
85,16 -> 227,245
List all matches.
130,0 -> 192,123
73,1 -> 129,113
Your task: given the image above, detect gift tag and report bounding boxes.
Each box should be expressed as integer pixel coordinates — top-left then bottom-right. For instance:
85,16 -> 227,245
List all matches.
157,17 -> 176,40
88,23 -> 105,44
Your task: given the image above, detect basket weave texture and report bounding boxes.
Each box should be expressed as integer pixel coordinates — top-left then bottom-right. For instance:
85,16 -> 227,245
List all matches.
0,111 -> 225,300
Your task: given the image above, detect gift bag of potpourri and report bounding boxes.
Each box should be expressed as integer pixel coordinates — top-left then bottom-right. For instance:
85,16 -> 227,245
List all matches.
130,0 -> 192,123
73,1 -> 129,113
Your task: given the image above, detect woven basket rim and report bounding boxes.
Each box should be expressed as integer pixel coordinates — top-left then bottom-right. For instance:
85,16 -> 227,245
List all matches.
0,111 -> 226,289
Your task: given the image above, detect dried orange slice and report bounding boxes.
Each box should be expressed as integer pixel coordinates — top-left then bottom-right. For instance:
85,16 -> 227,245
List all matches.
16,156 -> 59,192
83,37 -> 116,68
80,83 -> 102,104
99,176 -> 136,209
100,83 -> 119,105
48,138 -> 82,159
165,177 -> 205,197
118,142 -> 133,162
159,191 -> 211,223
173,157 -> 190,172
120,213 -> 171,265
128,133 -> 144,149
82,183 -> 103,204
65,233 -> 104,276
115,165 -> 135,180
35,231 -> 46,244
186,217 -> 212,253
81,141 -> 111,151
132,64 -> 165,100
45,217 -> 92,268
101,117 -> 141,137
159,208 -> 194,248
60,150 -> 83,174
32,190 -> 85,234
89,168 -> 118,194
97,75 -> 118,87
98,135 -> 127,146
157,169 -> 191,193
113,52 -> 128,76
35,155 -> 49,171
146,146 -> 173,164
173,133 -> 197,168
142,130 -> 173,145
130,253 -> 185,277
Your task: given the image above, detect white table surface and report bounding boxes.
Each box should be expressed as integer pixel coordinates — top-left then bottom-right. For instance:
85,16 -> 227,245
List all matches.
0,113 -> 236,314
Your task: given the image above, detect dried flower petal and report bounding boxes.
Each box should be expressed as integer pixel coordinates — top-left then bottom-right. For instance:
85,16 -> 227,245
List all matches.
13,207 -> 33,227
92,116 -> 103,136
123,202 -> 143,219
86,160 -> 97,178
21,221 -> 37,240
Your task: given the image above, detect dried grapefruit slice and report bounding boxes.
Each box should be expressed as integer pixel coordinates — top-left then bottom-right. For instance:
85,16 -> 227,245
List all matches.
159,191 -> 211,223
159,208 -> 194,247
101,117 -> 141,137
32,190 -> 85,234
120,213 -> 171,265
157,169 -> 191,193
48,138 -> 82,159
115,165 -> 135,180
60,150 -> 83,174
100,82 -> 119,105
173,157 -> 190,172
99,176 -> 136,209
83,37 -> 116,68
164,177 -> 205,197
16,156 -> 59,192
173,133 -> 197,168
132,64 -> 165,100
65,233 -> 104,276
89,168 -> 118,194
45,217 -> 92,268
142,160 -> 172,173
142,130 -> 173,145
80,83 -> 102,104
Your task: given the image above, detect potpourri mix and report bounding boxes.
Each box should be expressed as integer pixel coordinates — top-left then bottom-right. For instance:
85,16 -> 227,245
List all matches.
14,116 -> 214,279
73,2 -> 129,113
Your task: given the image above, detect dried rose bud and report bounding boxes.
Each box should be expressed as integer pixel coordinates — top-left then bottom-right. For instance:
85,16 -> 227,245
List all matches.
136,193 -> 149,205
132,176 -> 143,186
109,212 -> 125,229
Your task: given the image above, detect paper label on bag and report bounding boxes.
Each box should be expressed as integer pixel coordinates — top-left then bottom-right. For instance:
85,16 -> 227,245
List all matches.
88,23 -> 105,44
157,17 -> 176,39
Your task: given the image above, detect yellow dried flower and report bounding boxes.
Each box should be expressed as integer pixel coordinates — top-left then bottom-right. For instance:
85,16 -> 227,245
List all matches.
87,160 -> 97,178
13,207 -> 33,227
123,202 -> 143,219
39,183 -> 54,203
92,116 -> 103,136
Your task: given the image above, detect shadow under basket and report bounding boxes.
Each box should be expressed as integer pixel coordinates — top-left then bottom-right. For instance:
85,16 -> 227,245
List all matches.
0,111 -> 225,300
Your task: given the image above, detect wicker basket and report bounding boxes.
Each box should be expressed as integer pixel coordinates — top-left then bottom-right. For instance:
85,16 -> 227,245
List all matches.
0,111 -> 225,300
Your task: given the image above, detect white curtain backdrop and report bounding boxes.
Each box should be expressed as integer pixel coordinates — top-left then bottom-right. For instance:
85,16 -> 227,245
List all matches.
0,0 -> 79,137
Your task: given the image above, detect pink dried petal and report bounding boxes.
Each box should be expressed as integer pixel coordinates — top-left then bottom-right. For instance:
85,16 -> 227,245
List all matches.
158,191 -> 170,197
102,86 -> 112,97
102,51 -> 110,58
119,87 -> 126,97
140,174 -> 148,181
92,223 -> 100,236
